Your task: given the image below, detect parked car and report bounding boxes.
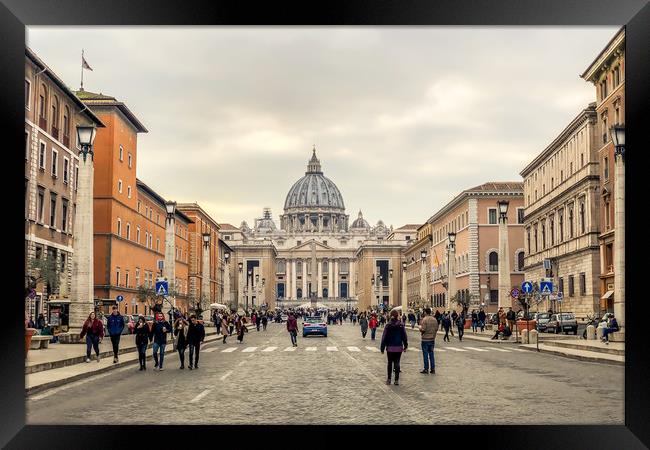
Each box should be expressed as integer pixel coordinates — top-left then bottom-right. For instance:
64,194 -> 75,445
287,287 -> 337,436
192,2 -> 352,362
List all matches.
517,311 -> 537,321
535,312 -> 552,332
546,312 -> 578,335
302,316 -> 327,338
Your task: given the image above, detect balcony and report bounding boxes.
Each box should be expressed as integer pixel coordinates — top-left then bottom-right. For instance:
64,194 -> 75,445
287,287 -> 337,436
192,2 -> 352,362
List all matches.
51,126 -> 59,140
38,117 -> 47,130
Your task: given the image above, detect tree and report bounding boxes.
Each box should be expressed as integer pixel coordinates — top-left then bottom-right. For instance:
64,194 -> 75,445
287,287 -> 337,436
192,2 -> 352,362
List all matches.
26,256 -> 61,298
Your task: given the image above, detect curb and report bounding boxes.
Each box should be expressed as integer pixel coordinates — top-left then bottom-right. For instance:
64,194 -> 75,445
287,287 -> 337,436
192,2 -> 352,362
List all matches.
26,333 -> 224,396
517,344 -> 624,366
403,326 -> 516,344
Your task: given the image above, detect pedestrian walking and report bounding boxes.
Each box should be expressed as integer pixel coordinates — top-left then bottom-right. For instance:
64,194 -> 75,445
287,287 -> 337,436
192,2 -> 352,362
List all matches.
369,314 -> 379,340
221,315 -> 230,343
106,305 -> 125,363
419,307 -> 439,374
498,307 -> 506,326
80,311 -> 104,363
254,312 -> 261,332
287,312 -> 298,346
229,313 -> 235,336
134,316 -> 150,371
434,309 -> 441,324
174,316 -> 189,369
236,317 -> 248,343
450,310 -> 458,336
151,312 -> 172,370
187,314 -> 205,369
36,313 -> 46,329
380,309 -> 408,386
262,314 -> 268,331
456,314 -> 465,342
471,310 -> 478,332
478,309 -> 486,332
359,313 -> 369,338
441,313 -> 452,342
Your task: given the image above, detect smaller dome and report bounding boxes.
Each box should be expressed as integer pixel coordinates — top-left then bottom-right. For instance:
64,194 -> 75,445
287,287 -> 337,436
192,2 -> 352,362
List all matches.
351,210 -> 370,229
254,208 -> 277,233
240,220 -> 250,233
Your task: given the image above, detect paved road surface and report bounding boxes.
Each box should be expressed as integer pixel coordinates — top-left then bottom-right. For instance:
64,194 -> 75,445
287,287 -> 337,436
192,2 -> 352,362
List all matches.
27,321 -> 623,425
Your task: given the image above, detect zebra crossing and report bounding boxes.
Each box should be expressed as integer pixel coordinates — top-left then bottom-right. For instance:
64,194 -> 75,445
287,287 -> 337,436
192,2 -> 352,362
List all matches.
205,344 -> 527,355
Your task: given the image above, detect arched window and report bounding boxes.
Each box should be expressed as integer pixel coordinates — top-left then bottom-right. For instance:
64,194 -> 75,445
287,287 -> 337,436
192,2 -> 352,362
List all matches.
297,288 -> 303,299
277,260 -> 286,274
517,252 -> 525,271
296,261 -> 302,274
51,95 -> 59,136
580,201 -> 586,234
63,105 -> 70,142
322,260 -> 328,274
488,252 -> 498,272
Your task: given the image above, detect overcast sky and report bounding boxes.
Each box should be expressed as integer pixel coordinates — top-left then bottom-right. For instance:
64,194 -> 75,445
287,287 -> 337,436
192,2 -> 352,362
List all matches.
27,26 -> 616,228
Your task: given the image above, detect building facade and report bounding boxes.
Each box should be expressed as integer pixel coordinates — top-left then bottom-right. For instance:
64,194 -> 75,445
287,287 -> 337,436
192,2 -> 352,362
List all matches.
24,48 -> 104,319
226,148 -> 411,310
580,27 -> 625,314
77,90 -> 192,314
521,105 -> 601,318
429,182 -> 525,314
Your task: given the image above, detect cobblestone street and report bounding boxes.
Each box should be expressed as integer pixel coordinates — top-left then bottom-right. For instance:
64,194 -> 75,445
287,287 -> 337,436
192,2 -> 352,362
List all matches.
26,321 -> 623,425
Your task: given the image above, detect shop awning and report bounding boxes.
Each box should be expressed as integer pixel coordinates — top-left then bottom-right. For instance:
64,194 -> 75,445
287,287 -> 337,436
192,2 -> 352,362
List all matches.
601,290 -> 614,299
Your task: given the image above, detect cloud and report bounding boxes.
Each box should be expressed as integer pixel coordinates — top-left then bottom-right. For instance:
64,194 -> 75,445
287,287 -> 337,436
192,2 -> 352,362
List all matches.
26,26 -> 618,226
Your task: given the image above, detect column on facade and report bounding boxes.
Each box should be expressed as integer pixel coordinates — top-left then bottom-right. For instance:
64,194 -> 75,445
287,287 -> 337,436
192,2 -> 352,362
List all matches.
302,259 -> 307,297
498,215 -> 511,310
164,216 -> 176,308
447,247 -> 456,312
349,260 -> 355,297
318,214 -> 323,232
291,260 -> 297,299
328,258 -> 333,298
614,150 -> 625,327
223,259 -> 231,305
317,260 -> 323,297
333,259 -> 339,298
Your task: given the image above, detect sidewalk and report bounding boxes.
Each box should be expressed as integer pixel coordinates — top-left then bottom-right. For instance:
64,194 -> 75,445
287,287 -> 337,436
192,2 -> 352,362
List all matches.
518,339 -> 624,365
25,324 -> 255,395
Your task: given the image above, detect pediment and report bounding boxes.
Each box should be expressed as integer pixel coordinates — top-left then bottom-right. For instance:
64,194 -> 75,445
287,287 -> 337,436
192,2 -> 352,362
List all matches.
289,239 -> 333,251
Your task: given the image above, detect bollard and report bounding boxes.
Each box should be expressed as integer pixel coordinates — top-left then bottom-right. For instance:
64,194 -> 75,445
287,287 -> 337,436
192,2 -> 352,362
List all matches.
529,329 -> 538,345
586,324 -> 596,340
596,326 -> 605,340
521,329 -> 529,344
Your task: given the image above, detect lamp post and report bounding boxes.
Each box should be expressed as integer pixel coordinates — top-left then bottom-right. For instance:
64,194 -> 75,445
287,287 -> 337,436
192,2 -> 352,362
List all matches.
201,232 -> 211,316
247,269 -> 253,310
401,261 -> 407,314
446,232 -> 456,312
223,251 -> 231,306
237,262 -> 243,311
69,125 -> 97,335
420,249 -> 427,310
611,125 -> 625,328
389,268 -> 394,308
497,200 -> 511,311
164,201 -> 177,309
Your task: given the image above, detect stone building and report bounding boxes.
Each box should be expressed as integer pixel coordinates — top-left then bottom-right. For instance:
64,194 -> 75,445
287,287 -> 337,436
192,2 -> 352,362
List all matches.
225,148 -> 411,310
520,105 -> 601,318
24,47 -> 104,319
76,90 -> 192,314
429,182 -> 525,314
580,27 -> 625,315
403,225 -> 431,309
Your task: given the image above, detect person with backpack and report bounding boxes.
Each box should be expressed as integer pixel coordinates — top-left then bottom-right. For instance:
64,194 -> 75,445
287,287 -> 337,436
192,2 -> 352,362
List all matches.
369,314 -> 379,340
380,309 -> 408,386
106,305 -> 125,364
441,313 -> 452,342
286,312 -> 298,347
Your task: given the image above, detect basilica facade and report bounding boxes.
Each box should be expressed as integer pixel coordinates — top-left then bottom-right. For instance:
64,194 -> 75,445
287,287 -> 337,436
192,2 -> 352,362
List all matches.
222,148 -> 416,311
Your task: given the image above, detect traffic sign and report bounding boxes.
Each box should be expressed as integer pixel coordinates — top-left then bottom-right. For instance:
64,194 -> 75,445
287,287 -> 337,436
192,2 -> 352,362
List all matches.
557,291 -> 563,299
116,295 -> 124,302
155,280 -> 169,296
521,281 -> 533,294
540,280 -> 553,295
510,288 -> 520,298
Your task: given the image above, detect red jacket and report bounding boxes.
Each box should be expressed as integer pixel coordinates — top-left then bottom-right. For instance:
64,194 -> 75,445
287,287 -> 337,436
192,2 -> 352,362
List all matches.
369,317 -> 378,329
286,316 -> 298,331
80,318 -> 104,339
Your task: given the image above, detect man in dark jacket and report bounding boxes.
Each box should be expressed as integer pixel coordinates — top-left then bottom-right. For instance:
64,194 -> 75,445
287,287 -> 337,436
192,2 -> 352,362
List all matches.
287,312 -> 298,347
478,309 -> 487,332
107,306 -> 125,363
506,307 -> 517,334
151,313 -> 172,370
187,315 -> 205,369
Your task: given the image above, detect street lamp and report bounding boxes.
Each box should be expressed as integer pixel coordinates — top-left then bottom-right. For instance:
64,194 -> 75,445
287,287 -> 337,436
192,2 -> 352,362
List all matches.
446,232 -> 457,312
201,232 -> 211,314
497,199 -> 511,311
165,200 -> 177,219
76,125 -> 97,161
237,262 -> 243,310
202,232 -> 210,246
401,260 -> 407,314
610,124 -> 625,327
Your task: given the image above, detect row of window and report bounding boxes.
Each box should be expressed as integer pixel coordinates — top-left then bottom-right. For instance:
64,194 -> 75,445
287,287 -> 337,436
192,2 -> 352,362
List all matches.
275,259 -> 350,274
116,180 -> 132,198
135,199 -> 188,239
558,273 -> 587,297
526,198 -> 588,254
31,183 -> 72,232
114,267 -> 186,295
433,251 -> 525,280
26,79 -> 73,145
599,64 -> 623,102
28,133 -> 79,189
118,145 -> 133,168
433,207 -> 524,244
30,245 -> 68,295
115,218 -> 188,262
275,282 -> 349,299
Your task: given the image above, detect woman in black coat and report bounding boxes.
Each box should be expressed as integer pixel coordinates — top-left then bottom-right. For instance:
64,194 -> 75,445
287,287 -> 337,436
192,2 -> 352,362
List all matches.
174,316 -> 189,369
134,316 -> 152,371
187,315 -> 205,369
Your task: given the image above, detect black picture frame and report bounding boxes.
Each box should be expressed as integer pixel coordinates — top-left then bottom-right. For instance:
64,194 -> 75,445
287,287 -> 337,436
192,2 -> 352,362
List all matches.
2,0 -> 648,448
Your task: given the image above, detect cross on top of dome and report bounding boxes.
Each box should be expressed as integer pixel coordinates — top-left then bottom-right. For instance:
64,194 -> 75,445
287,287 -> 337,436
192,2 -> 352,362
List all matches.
307,145 -> 322,174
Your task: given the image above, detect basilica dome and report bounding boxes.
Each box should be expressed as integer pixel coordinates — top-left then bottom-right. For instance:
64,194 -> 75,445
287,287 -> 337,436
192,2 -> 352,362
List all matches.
283,148 -> 345,213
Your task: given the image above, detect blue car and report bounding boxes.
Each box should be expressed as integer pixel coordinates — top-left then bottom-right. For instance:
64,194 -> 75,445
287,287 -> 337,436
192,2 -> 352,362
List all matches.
303,316 -> 327,337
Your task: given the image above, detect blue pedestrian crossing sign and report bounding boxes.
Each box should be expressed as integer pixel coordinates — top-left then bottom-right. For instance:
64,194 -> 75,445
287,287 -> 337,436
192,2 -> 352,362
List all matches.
155,280 -> 169,296
521,281 -> 533,294
116,295 -> 124,302
540,280 -> 553,295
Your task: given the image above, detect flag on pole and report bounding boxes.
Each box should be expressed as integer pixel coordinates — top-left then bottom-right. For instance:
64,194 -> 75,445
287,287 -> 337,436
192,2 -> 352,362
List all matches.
82,56 -> 93,71
433,248 -> 441,268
